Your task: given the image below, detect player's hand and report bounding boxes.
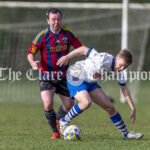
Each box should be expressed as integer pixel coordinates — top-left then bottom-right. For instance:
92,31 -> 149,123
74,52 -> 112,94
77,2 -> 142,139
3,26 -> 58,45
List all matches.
57,56 -> 69,67
131,108 -> 136,124
31,61 -> 39,70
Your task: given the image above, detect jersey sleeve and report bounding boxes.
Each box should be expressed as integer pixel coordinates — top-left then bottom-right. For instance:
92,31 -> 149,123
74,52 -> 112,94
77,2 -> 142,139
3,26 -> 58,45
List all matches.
63,26 -> 83,48
72,37 -> 83,48
27,32 -> 43,56
86,47 -> 100,59
116,71 -> 126,86
69,31 -> 83,48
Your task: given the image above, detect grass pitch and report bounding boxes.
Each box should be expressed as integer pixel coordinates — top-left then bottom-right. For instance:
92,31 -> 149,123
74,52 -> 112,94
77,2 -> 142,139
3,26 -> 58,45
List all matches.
0,101 -> 149,150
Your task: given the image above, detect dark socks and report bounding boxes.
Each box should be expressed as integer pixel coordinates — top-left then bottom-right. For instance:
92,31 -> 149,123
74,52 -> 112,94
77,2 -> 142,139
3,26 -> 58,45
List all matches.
56,105 -> 67,120
44,109 -> 58,133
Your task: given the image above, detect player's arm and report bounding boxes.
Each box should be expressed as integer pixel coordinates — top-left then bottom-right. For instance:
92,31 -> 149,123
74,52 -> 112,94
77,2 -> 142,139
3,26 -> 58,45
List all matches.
27,31 -> 43,70
27,53 -> 39,70
120,86 -> 136,124
27,43 -> 40,70
57,46 -> 89,67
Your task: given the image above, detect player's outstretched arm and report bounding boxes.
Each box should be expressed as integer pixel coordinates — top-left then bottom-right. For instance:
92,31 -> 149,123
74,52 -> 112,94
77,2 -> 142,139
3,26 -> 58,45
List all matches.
27,53 -> 39,70
120,86 -> 136,124
57,46 -> 89,67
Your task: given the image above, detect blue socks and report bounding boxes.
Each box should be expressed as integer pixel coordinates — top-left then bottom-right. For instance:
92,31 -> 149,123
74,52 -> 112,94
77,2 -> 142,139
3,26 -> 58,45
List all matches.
62,103 -> 83,122
110,112 -> 128,136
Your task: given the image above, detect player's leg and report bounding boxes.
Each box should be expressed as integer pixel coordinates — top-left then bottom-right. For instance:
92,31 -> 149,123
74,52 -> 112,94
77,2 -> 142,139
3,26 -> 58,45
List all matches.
89,88 -> 143,139
40,80 -> 60,139
55,78 -> 74,120
55,95 -> 74,135
59,90 -> 92,135
54,78 -> 74,135
57,95 -> 74,120
89,88 -> 117,116
67,90 -> 92,120
59,80 -> 100,134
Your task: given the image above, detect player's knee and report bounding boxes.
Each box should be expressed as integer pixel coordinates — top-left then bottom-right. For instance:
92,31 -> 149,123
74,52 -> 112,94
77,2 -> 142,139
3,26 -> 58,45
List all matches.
104,104 -> 116,114
82,99 -> 92,109
43,103 -> 53,111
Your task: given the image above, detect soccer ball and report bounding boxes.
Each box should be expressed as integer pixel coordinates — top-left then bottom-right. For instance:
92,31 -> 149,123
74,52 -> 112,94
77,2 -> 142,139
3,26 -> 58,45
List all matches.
63,125 -> 82,140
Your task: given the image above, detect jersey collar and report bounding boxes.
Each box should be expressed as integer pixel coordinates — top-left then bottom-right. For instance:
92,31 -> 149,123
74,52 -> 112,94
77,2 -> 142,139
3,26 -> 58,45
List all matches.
111,56 -> 116,70
48,25 -> 62,36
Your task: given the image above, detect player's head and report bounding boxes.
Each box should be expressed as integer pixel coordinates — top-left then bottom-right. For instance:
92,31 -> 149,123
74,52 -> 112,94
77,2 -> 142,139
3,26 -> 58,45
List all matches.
114,49 -> 132,72
46,8 -> 62,33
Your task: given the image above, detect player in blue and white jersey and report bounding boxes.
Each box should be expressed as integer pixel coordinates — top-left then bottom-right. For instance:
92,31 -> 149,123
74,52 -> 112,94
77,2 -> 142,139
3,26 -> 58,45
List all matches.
57,46 -> 143,139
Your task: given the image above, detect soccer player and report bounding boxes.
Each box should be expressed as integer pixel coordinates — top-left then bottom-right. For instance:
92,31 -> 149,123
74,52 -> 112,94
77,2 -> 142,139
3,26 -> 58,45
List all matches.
57,46 -> 143,139
27,8 -> 84,139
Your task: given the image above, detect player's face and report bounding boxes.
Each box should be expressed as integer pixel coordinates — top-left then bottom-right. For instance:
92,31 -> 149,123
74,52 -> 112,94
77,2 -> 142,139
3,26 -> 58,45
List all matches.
114,57 -> 129,72
47,12 -> 62,34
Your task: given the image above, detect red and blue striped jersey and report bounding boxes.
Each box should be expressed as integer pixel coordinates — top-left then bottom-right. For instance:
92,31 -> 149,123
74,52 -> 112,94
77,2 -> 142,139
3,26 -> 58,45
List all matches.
28,25 -> 83,78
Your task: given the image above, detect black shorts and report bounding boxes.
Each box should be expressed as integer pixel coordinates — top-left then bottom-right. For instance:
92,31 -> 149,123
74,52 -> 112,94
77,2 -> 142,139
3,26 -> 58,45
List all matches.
39,78 -> 70,97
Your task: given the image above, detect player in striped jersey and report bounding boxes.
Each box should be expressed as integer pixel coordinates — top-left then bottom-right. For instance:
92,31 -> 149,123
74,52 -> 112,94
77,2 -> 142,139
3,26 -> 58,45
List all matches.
27,8 -> 84,139
58,46 -> 143,140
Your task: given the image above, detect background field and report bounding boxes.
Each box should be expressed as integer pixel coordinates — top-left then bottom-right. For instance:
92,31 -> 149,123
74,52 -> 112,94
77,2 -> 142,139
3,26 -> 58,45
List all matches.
0,1 -> 150,149
2,0 -> 150,3
0,81 -> 150,150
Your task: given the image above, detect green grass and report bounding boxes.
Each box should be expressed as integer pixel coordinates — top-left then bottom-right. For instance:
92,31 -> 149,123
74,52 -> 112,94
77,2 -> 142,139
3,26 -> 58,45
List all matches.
0,101 -> 150,150
0,80 -> 149,149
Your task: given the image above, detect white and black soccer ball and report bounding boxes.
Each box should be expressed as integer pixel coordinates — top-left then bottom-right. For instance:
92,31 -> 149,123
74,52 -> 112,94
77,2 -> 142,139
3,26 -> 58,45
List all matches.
63,125 -> 82,140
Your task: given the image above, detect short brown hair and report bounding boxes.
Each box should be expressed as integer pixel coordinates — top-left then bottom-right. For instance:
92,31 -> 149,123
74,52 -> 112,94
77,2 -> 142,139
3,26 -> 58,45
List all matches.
46,8 -> 62,19
117,49 -> 132,65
